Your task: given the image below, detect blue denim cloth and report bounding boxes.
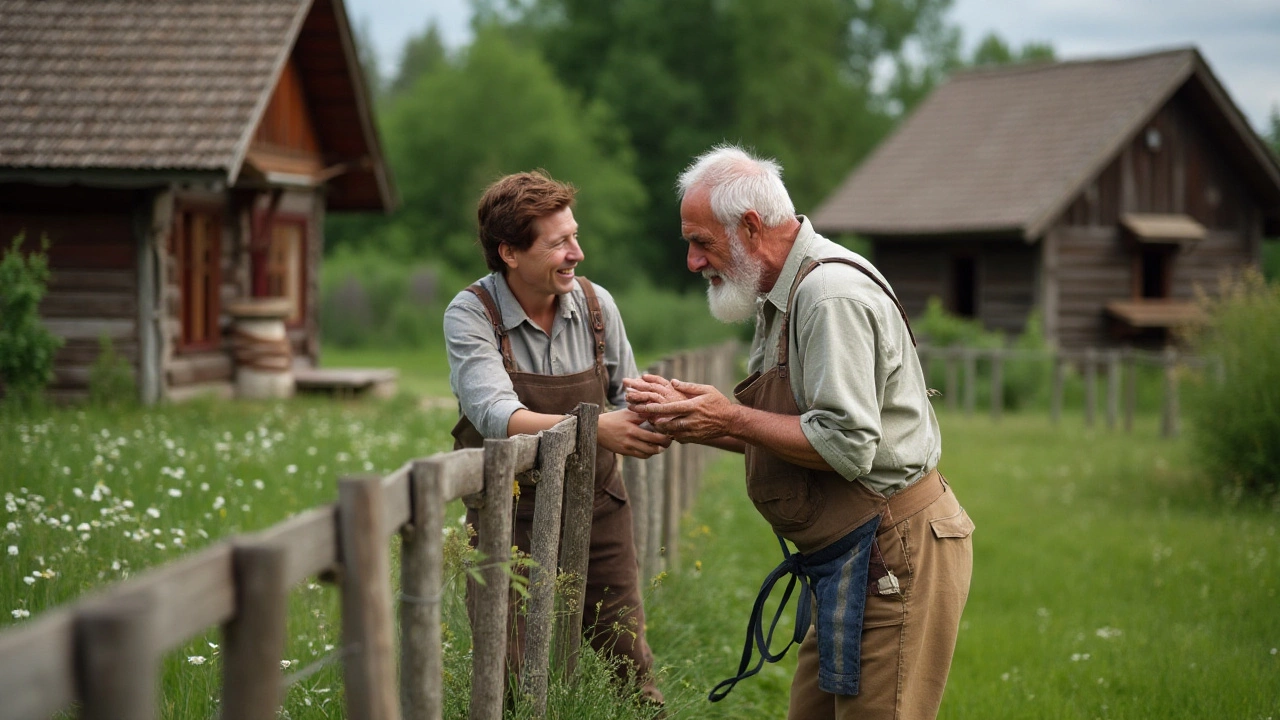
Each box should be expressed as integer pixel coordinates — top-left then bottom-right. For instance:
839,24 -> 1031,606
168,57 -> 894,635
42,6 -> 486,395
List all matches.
709,515 -> 881,701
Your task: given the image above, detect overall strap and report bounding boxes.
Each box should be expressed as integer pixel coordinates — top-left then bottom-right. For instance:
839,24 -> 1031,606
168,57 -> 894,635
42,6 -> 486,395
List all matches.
463,284 -> 516,372
777,257 -> 917,371
575,276 -> 607,367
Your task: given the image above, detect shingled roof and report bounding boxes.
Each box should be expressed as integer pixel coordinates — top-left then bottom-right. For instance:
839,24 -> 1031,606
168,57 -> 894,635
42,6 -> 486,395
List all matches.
812,48 -> 1280,240
0,0 -> 394,211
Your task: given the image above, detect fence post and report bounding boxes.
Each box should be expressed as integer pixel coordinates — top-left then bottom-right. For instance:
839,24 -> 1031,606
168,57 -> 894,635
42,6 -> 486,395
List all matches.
338,475 -> 400,720
1124,349 -> 1137,434
1084,348 -> 1097,428
469,442 -> 518,720
1051,352 -> 1064,425
76,592 -> 159,720
990,349 -> 1004,421
221,541 -> 289,720
401,458 -> 449,720
1106,349 -> 1121,430
555,403 -> 598,676
945,348 -> 959,411
521,422 -> 575,714
1162,347 -> 1180,438
622,455 -> 648,581
962,347 -> 977,416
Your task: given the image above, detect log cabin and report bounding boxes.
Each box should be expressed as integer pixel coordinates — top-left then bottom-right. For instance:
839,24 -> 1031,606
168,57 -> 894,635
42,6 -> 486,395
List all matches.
0,0 -> 395,403
812,48 -> 1280,350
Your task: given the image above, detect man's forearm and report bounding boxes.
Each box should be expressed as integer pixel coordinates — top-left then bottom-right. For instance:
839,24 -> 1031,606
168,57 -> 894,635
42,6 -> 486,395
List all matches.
724,404 -> 834,471
506,408 -> 567,438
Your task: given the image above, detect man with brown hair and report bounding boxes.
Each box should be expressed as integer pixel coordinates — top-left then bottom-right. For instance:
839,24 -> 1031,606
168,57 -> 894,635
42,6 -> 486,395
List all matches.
444,170 -> 669,704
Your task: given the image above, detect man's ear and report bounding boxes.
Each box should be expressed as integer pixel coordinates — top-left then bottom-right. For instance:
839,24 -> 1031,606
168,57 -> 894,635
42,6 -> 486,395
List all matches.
498,242 -> 518,270
741,210 -> 765,245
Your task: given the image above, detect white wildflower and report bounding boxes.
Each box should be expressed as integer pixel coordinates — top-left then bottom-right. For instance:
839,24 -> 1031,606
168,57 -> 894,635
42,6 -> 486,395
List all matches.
11,609 -> 30,619
280,659 -> 292,669
213,496 -> 226,510
187,655 -> 206,665
1095,627 -> 1122,640
6,545 -> 16,556
146,507 -> 161,519
168,489 -> 182,498
253,480 -> 265,490
286,465 -> 297,475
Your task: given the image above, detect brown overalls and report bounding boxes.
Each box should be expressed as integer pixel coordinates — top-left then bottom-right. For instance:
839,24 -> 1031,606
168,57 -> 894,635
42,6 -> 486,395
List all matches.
733,258 -> 973,720
451,278 -> 660,701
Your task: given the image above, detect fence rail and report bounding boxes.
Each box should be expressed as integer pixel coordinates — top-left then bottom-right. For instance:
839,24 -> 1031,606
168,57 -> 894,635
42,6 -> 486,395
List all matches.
0,341 -> 740,720
917,344 -> 1212,437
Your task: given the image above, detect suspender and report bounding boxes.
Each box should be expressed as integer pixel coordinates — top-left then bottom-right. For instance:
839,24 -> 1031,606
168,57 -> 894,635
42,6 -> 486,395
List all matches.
775,257 -> 917,374
463,276 -> 607,371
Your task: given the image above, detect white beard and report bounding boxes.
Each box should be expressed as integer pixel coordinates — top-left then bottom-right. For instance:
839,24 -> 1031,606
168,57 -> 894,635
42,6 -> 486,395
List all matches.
705,240 -> 763,323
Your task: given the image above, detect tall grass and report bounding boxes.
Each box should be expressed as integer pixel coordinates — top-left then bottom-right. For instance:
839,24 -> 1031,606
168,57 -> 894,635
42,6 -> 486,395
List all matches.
5,400 -> 1277,718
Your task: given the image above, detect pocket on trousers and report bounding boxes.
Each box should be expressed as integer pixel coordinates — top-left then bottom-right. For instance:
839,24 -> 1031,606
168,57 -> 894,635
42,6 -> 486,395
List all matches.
929,507 -> 976,539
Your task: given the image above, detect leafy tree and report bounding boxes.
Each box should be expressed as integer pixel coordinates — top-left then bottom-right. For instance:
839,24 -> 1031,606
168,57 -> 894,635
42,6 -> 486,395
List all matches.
388,23 -> 449,98
0,233 -> 63,408
970,32 -> 1055,67
329,27 -> 647,291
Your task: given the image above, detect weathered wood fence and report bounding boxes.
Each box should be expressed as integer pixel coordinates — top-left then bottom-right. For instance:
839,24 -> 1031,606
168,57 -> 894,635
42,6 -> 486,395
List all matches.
917,345 -> 1212,437
0,341 -> 741,720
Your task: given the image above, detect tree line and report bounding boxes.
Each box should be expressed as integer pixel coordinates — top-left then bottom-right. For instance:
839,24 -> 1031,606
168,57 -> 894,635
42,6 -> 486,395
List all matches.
330,0 -> 1057,292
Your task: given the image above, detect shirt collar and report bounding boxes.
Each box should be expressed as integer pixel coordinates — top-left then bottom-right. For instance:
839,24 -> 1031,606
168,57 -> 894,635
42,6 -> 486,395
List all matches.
489,272 -> 579,332
763,215 -> 818,313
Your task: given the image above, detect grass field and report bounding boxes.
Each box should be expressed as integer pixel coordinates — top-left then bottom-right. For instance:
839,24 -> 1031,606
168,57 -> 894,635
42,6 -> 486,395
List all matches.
3,396 -> 1278,718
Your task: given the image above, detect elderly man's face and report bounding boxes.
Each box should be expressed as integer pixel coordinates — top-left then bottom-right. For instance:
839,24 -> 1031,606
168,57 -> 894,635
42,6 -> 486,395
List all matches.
680,185 -> 763,323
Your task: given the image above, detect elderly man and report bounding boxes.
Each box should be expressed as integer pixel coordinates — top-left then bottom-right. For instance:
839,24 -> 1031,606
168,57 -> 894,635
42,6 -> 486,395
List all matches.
625,145 -> 973,719
445,170 -> 669,704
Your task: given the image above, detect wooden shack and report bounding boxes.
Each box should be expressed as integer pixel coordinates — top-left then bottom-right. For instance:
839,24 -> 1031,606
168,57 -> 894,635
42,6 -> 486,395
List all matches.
0,0 -> 395,403
812,48 -> 1280,349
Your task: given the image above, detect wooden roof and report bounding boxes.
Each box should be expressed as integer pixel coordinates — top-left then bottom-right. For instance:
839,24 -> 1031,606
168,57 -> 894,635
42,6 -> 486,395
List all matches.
812,48 -> 1280,240
0,0 -> 394,211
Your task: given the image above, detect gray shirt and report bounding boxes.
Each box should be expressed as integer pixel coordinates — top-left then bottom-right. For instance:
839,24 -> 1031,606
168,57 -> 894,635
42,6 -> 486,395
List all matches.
747,217 -> 942,495
444,272 -> 638,439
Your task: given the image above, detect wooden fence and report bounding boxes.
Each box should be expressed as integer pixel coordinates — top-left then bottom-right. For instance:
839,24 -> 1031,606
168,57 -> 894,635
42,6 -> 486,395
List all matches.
0,341 -> 742,720
917,345 -> 1212,438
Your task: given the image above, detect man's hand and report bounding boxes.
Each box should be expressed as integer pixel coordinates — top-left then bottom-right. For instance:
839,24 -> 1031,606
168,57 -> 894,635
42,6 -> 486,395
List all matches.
627,378 -> 738,445
597,408 -> 673,459
622,373 -> 690,406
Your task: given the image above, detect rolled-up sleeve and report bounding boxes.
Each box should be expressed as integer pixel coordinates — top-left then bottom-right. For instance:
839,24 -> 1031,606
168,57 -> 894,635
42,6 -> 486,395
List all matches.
794,295 -> 888,482
443,292 -> 526,439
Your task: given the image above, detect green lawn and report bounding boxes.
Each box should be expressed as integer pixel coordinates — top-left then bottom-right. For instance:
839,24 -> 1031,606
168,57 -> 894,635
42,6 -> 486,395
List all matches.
3,398 -> 1277,718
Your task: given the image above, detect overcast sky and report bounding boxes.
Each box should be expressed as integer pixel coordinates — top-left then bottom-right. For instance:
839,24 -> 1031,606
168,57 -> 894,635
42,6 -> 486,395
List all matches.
345,0 -> 1280,133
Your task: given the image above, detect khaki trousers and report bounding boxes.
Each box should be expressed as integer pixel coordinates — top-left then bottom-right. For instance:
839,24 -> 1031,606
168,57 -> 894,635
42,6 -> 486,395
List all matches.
787,482 -> 973,720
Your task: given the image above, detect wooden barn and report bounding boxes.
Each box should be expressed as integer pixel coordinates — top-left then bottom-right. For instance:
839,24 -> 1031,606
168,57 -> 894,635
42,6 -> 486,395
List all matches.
812,48 -> 1280,350
0,0 -> 395,403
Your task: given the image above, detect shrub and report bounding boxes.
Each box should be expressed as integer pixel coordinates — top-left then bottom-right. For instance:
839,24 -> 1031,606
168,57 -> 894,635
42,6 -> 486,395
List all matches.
1183,269 -> 1280,495
0,233 -> 63,408
88,335 -> 137,407
319,248 -> 465,349
611,279 -> 747,360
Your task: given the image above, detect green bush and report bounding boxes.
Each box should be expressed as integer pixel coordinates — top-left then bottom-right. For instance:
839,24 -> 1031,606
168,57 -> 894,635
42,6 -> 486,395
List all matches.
1263,238 -> 1279,283
611,278 -> 748,360
319,248 -> 466,349
88,335 -> 137,408
0,233 -> 63,408
1183,269 -> 1280,495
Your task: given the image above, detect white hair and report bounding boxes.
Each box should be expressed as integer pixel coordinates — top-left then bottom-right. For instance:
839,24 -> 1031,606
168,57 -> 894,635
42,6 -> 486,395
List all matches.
676,144 -> 796,239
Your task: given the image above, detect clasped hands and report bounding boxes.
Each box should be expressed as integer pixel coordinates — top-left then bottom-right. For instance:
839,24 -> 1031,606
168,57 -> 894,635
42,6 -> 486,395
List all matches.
622,374 -> 735,445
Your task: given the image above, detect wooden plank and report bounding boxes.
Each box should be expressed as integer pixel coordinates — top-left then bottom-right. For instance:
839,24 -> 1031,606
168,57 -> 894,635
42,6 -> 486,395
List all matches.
380,460 -> 414,531
43,318 -> 135,341
400,457 -> 451,720
471,440 -> 517,720
55,338 -> 140,366
555,403 -> 598,676
252,506 -> 339,586
76,591 -> 160,720
167,351 -> 233,386
47,269 -> 135,291
221,542 -> 290,720
339,475 -> 400,720
41,291 -> 137,318
521,421 -> 574,715
0,609 -> 77,720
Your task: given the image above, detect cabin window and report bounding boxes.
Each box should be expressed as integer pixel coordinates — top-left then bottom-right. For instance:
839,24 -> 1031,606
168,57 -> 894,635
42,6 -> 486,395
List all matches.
254,216 -> 307,326
1138,246 -> 1170,299
172,208 -> 223,351
950,256 -> 978,318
